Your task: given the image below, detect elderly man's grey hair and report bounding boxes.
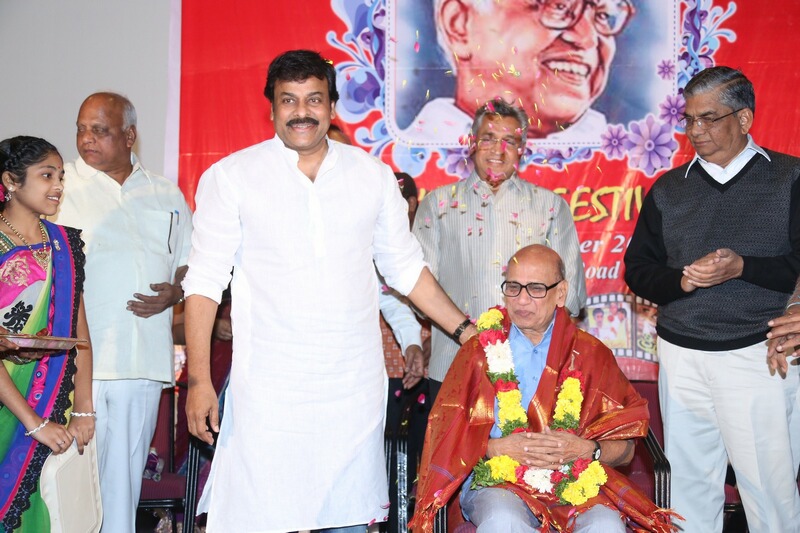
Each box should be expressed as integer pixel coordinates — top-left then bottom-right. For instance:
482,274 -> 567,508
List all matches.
119,94 -> 138,130
684,66 -> 756,115
471,98 -> 530,140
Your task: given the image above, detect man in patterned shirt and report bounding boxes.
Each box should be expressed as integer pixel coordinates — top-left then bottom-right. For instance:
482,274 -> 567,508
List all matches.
413,99 -> 586,402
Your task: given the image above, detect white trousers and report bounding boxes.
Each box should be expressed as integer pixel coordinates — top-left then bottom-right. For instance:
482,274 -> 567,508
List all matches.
658,338 -> 800,533
93,379 -> 163,533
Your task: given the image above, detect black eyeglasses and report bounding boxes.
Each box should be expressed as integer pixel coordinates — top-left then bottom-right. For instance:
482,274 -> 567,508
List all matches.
501,279 -> 563,298
528,0 -> 634,37
679,109 -> 744,132
476,137 -> 521,151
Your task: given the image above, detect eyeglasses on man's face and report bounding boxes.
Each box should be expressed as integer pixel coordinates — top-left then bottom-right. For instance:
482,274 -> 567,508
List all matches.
501,279 -> 563,298
528,0 -> 634,37
475,137 -> 522,151
679,109 -> 744,132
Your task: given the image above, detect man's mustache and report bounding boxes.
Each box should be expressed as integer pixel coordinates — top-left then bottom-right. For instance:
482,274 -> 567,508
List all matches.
286,117 -> 320,127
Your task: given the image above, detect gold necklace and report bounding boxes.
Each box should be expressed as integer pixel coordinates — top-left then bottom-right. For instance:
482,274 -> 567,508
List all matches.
0,212 -> 50,268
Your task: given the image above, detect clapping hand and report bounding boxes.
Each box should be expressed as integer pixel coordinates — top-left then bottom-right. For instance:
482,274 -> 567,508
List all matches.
682,248 -> 744,289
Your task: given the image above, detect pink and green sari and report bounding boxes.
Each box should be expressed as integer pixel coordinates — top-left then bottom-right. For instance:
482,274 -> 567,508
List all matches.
0,221 -> 84,532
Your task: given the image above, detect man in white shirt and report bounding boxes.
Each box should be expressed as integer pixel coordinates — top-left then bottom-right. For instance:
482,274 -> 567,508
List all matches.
183,49 -> 476,532
52,92 -> 192,532
402,0 -> 634,144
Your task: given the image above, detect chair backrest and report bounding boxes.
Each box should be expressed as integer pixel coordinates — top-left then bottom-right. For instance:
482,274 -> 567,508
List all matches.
616,379 -> 668,507
631,380 -> 663,446
149,387 -> 176,471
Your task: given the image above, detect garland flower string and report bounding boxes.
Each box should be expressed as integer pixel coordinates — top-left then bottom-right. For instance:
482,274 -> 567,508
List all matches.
471,307 -> 607,506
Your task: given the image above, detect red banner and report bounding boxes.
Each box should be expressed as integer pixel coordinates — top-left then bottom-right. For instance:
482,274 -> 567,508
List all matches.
179,0 -> 800,379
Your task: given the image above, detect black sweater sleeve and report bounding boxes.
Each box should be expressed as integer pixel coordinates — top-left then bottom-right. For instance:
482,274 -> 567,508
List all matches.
739,177 -> 800,293
623,189 -> 691,305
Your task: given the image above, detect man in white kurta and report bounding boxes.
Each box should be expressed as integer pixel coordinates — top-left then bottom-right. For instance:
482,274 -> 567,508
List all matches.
182,50 -> 475,532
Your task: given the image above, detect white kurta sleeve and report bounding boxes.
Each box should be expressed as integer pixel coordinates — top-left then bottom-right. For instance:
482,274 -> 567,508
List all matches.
372,163 -> 426,296
182,162 -> 241,303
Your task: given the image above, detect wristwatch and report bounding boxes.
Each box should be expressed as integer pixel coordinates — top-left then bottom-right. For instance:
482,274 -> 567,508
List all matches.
591,440 -> 602,461
452,318 -> 472,341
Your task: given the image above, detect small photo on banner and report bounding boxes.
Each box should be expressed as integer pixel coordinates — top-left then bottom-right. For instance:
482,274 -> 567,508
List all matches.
634,296 -> 659,361
580,293 -> 658,381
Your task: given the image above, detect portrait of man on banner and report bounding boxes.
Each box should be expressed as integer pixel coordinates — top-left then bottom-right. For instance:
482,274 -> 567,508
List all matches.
385,0 -> 678,147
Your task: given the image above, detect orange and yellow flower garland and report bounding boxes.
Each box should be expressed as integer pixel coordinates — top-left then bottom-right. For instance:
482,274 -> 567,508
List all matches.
470,307 -> 608,506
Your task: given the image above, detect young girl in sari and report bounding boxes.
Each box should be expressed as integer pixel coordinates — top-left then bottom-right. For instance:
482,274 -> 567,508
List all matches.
0,136 -> 94,531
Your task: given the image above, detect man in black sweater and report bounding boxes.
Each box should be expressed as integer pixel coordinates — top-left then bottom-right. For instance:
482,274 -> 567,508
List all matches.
624,66 -> 800,533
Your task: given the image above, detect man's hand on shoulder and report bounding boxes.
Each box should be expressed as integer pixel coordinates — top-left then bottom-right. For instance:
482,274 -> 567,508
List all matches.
682,248 -> 743,289
127,281 -> 183,318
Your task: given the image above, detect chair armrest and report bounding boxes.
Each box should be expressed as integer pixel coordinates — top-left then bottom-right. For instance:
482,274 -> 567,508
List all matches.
642,427 -> 671,508
385,399 -> 414,530
433,504 -> 448,533
182,436 -> 204,533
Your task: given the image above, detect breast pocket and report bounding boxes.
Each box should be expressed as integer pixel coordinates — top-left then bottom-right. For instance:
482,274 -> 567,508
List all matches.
140,210 -> 179,258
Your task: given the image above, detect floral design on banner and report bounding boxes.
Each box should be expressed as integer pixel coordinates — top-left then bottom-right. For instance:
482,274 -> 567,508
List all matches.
659,95 -> 686,128
623,115 -> 680,176
600,125 -> 629,161
327,0 -> 735,179
678,0 -> 738,89
657,59 -> 676,81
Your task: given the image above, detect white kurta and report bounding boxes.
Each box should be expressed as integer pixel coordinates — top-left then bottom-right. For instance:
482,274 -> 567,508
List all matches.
182,138 -> 426,532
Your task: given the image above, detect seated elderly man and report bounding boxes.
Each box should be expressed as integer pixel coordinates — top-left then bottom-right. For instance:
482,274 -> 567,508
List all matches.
412,245 -> 677,532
